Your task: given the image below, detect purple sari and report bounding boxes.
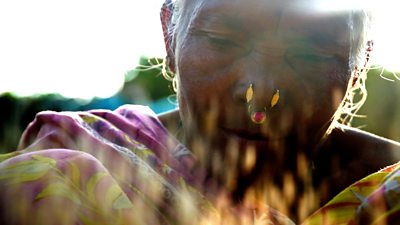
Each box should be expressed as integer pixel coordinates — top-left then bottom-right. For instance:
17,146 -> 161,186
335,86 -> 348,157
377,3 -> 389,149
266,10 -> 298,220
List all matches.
2,104 -> 400,225
0,105 -> 210,225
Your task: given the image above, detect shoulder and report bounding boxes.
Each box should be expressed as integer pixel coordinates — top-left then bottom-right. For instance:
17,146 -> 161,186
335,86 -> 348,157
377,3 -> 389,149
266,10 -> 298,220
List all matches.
313,125 -> 400,200
332,124 -> 400,154
325,124 -> 400,169
157,108 -> 181,134
158,108 -> 180,123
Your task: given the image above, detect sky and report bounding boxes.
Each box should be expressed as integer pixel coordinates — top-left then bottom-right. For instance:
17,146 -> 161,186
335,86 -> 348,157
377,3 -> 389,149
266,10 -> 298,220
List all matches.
0,0 -> 166,99
0,0 -> 398,100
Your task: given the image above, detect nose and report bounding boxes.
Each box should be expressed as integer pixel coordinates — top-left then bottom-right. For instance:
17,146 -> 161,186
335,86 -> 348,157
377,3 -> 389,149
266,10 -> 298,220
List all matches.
233,55 -> 281,111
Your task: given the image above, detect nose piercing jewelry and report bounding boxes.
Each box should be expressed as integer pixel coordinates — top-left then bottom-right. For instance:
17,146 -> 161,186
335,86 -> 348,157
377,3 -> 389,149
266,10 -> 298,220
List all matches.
246,84 -> 254,103
246,84 -> 266,124
271,90 -> 280,108
246,84 -> 280,124
250,110 -> 267,124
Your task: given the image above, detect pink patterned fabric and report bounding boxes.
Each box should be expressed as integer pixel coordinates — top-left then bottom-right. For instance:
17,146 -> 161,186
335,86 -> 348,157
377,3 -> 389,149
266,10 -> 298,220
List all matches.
2,104 -> 400,224
0,105 -> 210,225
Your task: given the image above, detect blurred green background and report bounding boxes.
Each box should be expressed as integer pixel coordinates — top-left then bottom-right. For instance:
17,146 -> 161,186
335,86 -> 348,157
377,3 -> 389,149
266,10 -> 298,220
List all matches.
0,60 -> 399,153
352,68 -> 400,141
0,57 -> 176,153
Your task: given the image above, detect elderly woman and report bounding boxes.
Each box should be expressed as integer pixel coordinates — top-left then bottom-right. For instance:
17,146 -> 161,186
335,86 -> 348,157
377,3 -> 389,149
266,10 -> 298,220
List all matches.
1,0 -> 400,224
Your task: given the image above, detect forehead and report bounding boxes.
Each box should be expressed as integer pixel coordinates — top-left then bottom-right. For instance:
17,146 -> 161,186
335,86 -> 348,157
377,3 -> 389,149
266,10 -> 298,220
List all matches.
187,0 -> 350,43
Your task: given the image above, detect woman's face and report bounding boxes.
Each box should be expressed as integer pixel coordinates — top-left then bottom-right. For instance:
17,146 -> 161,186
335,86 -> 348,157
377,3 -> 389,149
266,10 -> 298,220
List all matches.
174,0 -> 351,154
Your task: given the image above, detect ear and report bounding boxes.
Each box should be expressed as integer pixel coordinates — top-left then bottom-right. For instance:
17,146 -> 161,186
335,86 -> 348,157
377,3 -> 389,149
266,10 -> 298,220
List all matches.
351,40 -> 374,87
166,54 -> 176,74
160,0 -> 176,73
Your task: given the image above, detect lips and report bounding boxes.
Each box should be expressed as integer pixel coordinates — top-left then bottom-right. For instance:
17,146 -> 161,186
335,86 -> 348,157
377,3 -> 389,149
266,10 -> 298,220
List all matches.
220,126 -> 267,141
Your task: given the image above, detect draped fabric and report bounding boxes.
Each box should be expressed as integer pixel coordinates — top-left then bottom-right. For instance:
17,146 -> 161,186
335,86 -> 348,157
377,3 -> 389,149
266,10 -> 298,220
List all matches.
0,105 -> 210,225
1,105 -> 400,224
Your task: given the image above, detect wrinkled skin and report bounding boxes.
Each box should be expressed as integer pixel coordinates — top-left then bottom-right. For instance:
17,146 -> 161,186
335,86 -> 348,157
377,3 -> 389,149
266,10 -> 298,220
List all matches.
158,0 -> 400,221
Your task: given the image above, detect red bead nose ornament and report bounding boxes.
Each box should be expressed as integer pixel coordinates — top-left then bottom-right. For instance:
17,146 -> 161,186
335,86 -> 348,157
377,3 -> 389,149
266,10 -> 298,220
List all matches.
251,111 -> 267,124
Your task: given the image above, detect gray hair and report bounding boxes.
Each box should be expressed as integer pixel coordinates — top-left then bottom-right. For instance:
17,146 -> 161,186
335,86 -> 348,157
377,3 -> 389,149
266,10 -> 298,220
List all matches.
333,9 -> 373,130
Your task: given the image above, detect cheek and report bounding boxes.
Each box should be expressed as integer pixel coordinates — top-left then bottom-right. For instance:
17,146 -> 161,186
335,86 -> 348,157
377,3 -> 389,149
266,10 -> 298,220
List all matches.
175,64 -> 217,128
280,60 -> 349,126
326,66 -> 349,107
176,40 -> 236,109
315,63 -> 349,105
300,59 -> 349,99
326,60 -> 350,86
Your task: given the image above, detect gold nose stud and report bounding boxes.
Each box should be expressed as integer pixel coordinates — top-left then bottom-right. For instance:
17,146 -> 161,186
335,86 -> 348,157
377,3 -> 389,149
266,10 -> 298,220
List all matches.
246,84 -> 254,103
271,90 -> 279,108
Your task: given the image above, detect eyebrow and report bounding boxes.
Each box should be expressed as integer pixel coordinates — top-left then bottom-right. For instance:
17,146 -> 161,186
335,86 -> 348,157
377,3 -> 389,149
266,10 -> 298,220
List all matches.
289,21 -> 349,49
190,13 -> 246,32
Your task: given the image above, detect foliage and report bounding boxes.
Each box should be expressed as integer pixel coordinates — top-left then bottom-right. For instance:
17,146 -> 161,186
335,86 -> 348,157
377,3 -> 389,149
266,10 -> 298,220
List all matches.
0,57 -> 174,153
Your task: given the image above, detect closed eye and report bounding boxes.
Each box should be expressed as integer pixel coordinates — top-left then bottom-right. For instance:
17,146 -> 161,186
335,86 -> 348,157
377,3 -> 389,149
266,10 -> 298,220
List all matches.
206,33 -> 239,48
292,53 -> 334,63
284,50 -> 342,76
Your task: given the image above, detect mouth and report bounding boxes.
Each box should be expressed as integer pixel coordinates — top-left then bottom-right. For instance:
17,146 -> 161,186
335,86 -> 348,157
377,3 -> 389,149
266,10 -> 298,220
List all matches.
220,127 -> 268,141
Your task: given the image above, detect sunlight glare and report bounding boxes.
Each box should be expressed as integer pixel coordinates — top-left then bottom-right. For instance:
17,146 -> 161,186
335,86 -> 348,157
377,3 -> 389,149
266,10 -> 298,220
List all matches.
371,5 -> 400,72
0,0 -> 399,100
0,0 -> 166,99
315,0 -> 400,72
